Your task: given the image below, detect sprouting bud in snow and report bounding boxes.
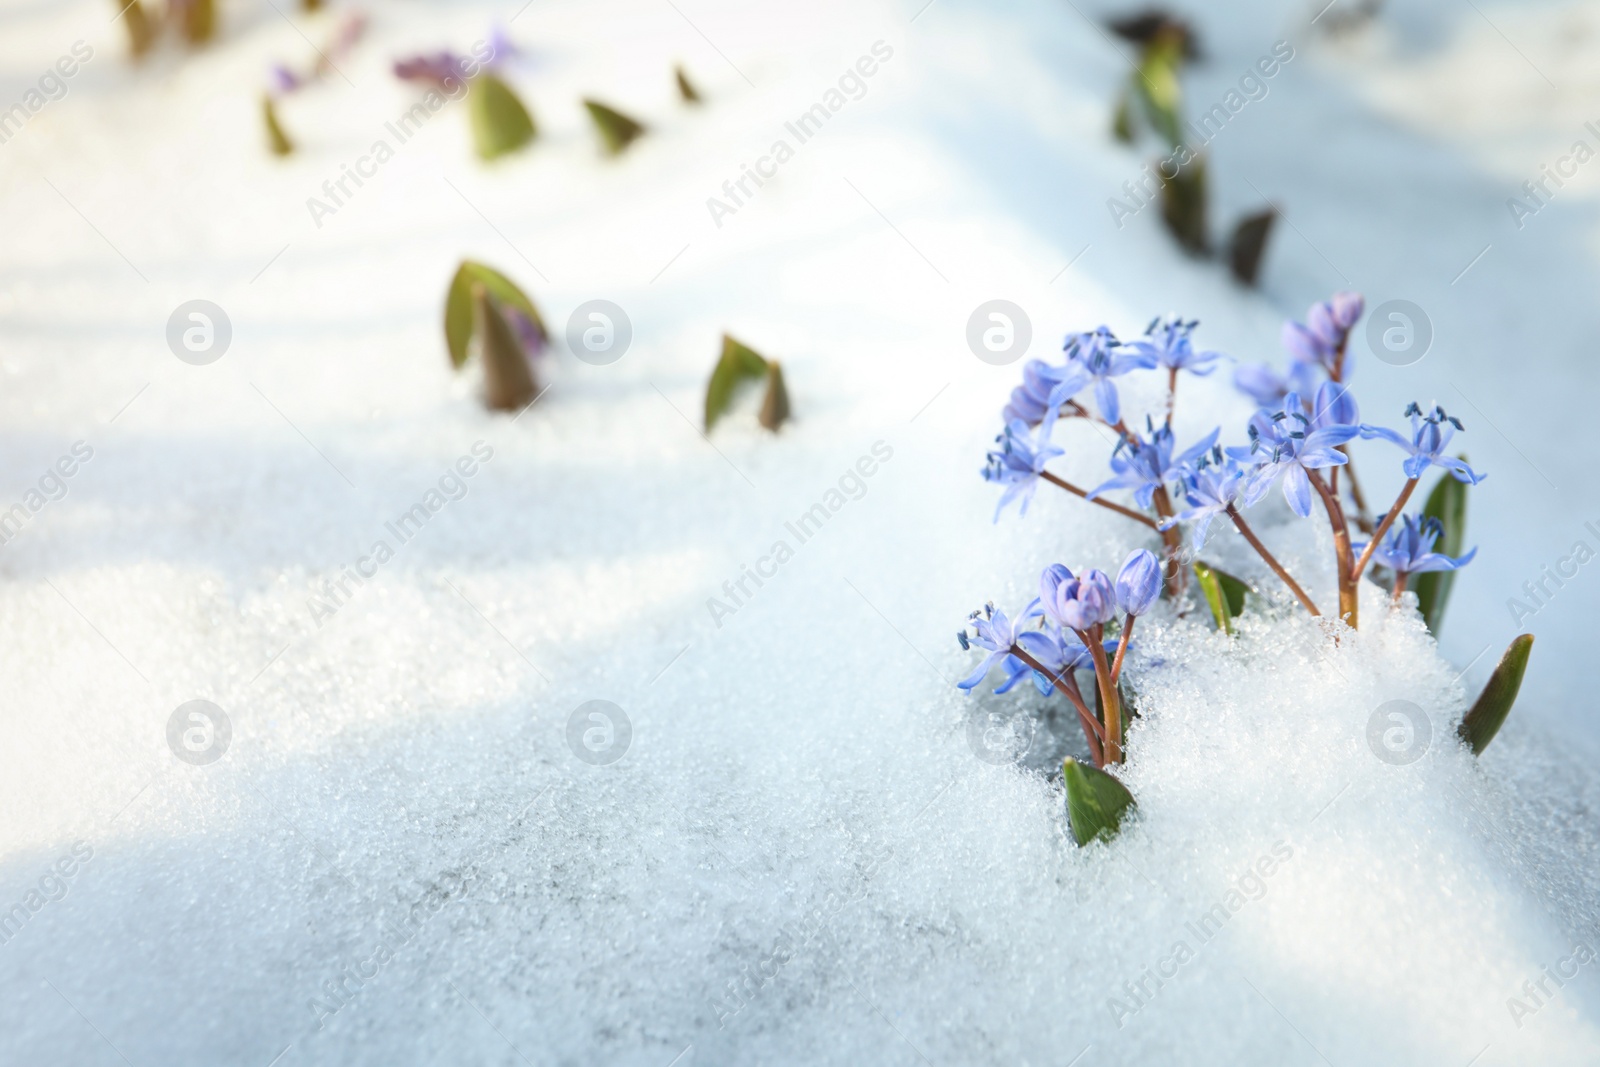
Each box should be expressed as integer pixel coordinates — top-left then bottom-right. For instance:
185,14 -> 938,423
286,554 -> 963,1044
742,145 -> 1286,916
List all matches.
472,284 -> 538,412
758,361 -> 790,432
116,0 -> 156,58
584,99 -> 648,155
262,95 -> 294,156
676,65 -> 702,104
171,0 -> 216,46
1115,549 -> 1162,617
705,335 -> 790,434
396,34 -> 537,160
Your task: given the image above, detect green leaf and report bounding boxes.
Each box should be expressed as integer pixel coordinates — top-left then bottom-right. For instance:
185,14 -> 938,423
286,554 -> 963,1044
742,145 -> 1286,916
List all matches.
444,261 -> 546,370
469,74 -> 537,161
1413,463 -> 1468,633
704,334 -> 768,431
263,95 -> 294,157
1062,758 -> 1136,847
583,99 -> 647,155
1132,28 -> 1185,148
675,65 -> 702,104
1194,561 -> 1248,634
472,284 -> 538,411
1159,153 -> 1208,254
1459,634 -> 1533,755
181,0 -> 216,45
758,360 -> 790,432
1228,208 -> 1275,287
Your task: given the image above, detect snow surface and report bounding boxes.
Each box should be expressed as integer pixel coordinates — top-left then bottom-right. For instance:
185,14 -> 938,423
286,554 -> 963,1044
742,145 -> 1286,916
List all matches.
1,0 -> 1599,1063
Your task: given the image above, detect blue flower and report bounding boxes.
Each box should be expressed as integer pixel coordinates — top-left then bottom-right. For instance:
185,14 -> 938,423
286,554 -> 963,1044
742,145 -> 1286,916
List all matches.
1116,549 -> 1162,616
1359,403 -> 1486,483
957,603 -> 1082,696
982,420 -> 1065,521
1233,360 -> 1317,410
1165,451 -> 1245,552
1088,421 -> 1220,509
1308,380 -> 1359,434
1045,327 -> 1159,426
1283,290 -> 1365,376
1227,392 -> 1359,517
1122,316 -> 1223,376
1040,564 -> 1118,632
1353,513 -> 1477,576
1002,358 -> 1077,426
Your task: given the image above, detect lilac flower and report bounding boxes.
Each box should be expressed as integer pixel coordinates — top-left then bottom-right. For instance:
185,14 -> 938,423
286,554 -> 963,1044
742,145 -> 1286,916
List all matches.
1039,564 -> 1118,632
1358,403 -> 1486,484
1164,452 -> 1245,552
1233,359 -> 1317,410
394,51 -> 475,88
1088,421 -> 1219,508
1353,514 -> 1477,577
1283,290 -> 1365,376
1116,549 -> 1162,616
982,420 -> 1064,521
1122,316 -> 1223,376
1227,391 -> 1359,517
502,306 -> 547,359
268,63 -> 301,97
1045,327 -> 1158,426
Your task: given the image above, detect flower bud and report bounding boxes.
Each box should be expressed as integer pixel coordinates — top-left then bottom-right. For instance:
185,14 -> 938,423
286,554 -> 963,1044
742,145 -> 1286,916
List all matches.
1115,549 -> 1161,616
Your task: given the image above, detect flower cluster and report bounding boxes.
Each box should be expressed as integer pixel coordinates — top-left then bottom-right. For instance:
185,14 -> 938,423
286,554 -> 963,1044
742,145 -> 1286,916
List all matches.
960,292 -> 1486,769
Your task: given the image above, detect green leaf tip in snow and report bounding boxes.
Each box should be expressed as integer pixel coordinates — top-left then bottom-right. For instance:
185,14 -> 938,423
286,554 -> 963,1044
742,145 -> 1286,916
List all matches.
1194,561 -> 1248,634
1063,758 -> 1136,847
180,0 -> 217,46
1459,634 -> 1533,756
704,334 -> 769,432
117,0 -> 156,58
675,65 -> 702,105
471,283 -> 538,412
1414,461 -> 1468,633
583,99 -> 647,155
1160,153 -> 1208,255
1228,208 -> 1276,287
263,95 -> 294,157
758,360 -> 790,432
469,74 -> 537,161
444,260 -> 546,371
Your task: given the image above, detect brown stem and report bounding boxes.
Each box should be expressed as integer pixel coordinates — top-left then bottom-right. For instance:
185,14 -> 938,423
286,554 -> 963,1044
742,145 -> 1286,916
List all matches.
1351,478 -> 1419,585
1040,471 -> 1160,529
1391,571 -> 1409,603
1011,645 -> 1104,767
1341,451 -> 1375,535
1225,505 -> 1321,615
1165,366 -> 1178,425
1150,485 -> 1187,599
1308,469 -> 1357,628
1111,614 -> 1134,684
1078,624 -> 1123,765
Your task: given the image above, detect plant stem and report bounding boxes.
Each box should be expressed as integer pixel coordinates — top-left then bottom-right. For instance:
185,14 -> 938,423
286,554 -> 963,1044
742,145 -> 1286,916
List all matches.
1111,614 -> 1135,684
1225,505 -> 1321,615
1351,478 -> 1419,584
1149,485 -> 1186,599
1011,645 -> 1104,767
1308,469 -> 1357,627
1165,366 -> 1178,425
1040,471 -> 1160,529
1079,624 -> 1123,765
1341,451 -> 1375,534
1391,571 -> 1409,602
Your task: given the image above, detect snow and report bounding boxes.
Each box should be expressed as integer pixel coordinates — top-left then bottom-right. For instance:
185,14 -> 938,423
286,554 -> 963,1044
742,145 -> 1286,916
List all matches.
1,0 -> 1599,1063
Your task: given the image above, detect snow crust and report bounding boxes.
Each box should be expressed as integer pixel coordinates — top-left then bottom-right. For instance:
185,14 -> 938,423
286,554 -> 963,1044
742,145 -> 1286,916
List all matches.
1,0 -> 1598,1064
